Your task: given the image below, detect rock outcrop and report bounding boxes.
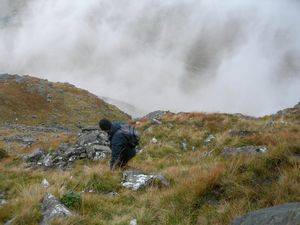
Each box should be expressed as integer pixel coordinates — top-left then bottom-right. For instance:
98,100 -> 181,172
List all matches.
23,127 -> 110,169
231,202 -> 300,225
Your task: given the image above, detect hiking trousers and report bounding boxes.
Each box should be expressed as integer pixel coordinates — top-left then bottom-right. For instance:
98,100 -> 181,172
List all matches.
111,147 -> 136,169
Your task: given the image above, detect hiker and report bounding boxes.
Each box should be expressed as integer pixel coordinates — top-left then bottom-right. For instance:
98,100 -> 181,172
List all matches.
99,118 -> 139,170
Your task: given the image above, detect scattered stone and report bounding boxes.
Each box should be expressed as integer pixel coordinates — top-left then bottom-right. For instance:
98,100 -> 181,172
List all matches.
4,218 -> 15,225
40,193 -> 72,225
0,124 -> 73,133
180,140 -> 188,151
3,135 -> 36,144
201,149 -> 215,158
0,192 -> 5,198
223,146 -> 267,157
151,118 -> 162,125
0,199 -> 7,205
280,120 -> 287,127
41,179 -> 50,188
233,113 -> 257,120
229,130 -> 258,137
203,134 -> 215,145
151,137 -> 158,144
265,120 -> 276,128
231,202 -> 300,225
106,192 -> 119,197
122,171 -> 169,191
130,218 -> 138,225
143,110 -> 168,121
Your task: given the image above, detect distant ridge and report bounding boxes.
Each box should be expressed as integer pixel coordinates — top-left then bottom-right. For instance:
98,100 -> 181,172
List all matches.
0,74 -> 130,126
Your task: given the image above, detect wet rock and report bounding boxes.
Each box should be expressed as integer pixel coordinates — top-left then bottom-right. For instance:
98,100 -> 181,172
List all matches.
231,202 -> 300,225
40,193 -> 72,225
223,146 -> 267,157
122,171 -> 169,191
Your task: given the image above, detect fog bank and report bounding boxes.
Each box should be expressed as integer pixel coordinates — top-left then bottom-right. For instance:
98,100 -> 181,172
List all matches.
1,0 -> 300,116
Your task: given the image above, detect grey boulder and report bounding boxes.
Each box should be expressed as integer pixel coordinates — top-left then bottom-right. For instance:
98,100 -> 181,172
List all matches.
40,193 -> 72,225
231,202 -> 300,225
122,171 -> 169,191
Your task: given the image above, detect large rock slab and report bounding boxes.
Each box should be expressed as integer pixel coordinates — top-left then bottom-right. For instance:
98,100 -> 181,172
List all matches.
122,171 -> 169,191
231,202 -> 300,225
223,146 -> 267,157
40,193 -> 72,225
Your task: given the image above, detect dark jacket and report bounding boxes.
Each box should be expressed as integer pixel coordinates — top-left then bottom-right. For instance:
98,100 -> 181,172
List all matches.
109,122 -> 135,167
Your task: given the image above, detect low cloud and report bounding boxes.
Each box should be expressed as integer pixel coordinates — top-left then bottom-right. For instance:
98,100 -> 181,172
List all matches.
1,0 -> 299,116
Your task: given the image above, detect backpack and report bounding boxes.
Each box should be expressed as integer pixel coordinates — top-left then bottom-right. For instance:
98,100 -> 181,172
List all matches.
120,124 -> 140,147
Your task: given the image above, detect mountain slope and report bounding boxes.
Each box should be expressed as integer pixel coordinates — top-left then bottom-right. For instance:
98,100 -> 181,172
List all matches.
0,74 -> 130,126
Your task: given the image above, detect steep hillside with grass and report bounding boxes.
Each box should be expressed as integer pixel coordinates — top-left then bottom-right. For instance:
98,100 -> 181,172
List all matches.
0,74 -> 130,127
0,101 -> 299,225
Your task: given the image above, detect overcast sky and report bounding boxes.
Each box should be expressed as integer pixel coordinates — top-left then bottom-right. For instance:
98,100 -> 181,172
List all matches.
1,0 -> 300,116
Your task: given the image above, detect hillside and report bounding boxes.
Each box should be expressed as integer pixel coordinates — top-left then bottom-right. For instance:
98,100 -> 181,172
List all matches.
0,85 -> 299,224
0,74 -> 130,127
